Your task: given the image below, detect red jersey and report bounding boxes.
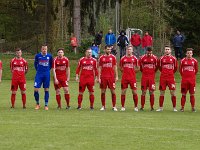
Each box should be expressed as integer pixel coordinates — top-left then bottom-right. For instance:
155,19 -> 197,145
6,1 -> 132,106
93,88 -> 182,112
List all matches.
180,57 -> 198,81
120,55 -> 138,80
10,58 -> 28,81
159,55 -> 177,79
139,54 -> 158,78
53,56 -> 69,81
130,33 -> 141,46
0,60 -> 2,69
142,35 -> 152,48
99,54 -> 116,78
76,57 -> 98,81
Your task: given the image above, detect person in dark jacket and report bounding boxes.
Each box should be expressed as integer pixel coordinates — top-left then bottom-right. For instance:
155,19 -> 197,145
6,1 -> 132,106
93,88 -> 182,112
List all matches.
117,30 -> 129,58
94,31 -> 103,47
173,30 -> 185,59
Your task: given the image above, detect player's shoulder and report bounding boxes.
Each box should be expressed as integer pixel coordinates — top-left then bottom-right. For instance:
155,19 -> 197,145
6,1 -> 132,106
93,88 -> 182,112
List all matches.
152,54 -> 158,59
120,55 -> 126,60
110,54 -> 116,58
63,56 -> 69,61
91,57 -> 97,62
192,57 -> 198,62
79,57 -> 85,62
99,54 -> 105,60
140,54 -> 146,60
11,58 -> 16,62
21,58 -> 27,62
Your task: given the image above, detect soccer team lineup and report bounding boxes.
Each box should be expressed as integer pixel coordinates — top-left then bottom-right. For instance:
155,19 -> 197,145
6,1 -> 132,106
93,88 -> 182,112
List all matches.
2,44 -> 198,112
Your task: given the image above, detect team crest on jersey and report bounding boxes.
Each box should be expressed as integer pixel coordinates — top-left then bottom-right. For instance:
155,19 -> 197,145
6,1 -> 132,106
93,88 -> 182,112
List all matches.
20,61 -> 23,64
151,59 -> 153,61
110,58 -> 112,60
192,61 -> 194,64
47,57 -> 49,59
124,59 -> 127,62
14,62 -> 17,64
170,59 -> 172,61
103,58 -> 105,61
185,62 -> 187,64
83,61 -> 86,64
63,61 -> 65,63
91,61 -> 93,64
144,59 -> 147,62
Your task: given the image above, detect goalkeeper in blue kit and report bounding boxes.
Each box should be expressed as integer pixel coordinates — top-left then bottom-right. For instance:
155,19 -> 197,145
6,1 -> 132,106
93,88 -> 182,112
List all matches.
34,45 -> 53,110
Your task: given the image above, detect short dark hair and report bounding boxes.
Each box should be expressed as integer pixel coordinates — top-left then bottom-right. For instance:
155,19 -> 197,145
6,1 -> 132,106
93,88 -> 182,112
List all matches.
57,48 -> 64,52
186,48 -> 193,52
146,47 -> 152,51
15,48 -> 21,51
105,45 -> 112,49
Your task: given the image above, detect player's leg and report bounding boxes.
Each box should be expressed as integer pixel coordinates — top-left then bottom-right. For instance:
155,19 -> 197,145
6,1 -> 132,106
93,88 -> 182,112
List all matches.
140,79 -> 147,110
100,78 -> 107,110
10,80 -> 18,108
130,81 -> 138,111
180,81 -> 187,112
149,80 -> 156,111
43,73 -> 50,110
189,82 -> 196,112
109,79 -> 117,111
62,81 -> 70,109
170,90 -> 177,111
87,81 -> 95,109
77,81 -> 86,109
56,88 -> 61,109
34,74 -> 42,109
121,80 -> 128,111
19,81 -> 26,108
156,78 -> 166,111
121,88 -> 127,111
169,79 -> 177,111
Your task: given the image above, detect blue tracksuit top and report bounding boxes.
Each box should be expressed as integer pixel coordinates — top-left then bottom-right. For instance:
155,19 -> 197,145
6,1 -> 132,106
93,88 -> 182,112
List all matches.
105,33 -> 116,45
34,53 -> 53,72
173,34 -> 185,47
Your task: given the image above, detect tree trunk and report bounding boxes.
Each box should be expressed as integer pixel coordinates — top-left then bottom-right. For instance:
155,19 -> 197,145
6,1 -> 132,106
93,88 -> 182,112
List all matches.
73,0 -> 81,46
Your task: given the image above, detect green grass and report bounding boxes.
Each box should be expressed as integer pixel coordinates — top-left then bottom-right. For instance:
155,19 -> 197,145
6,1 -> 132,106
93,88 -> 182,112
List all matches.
0,80 -> 200,150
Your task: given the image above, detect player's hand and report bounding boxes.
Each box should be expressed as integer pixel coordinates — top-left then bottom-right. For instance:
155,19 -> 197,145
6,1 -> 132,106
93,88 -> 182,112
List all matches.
75,76 -> 79,82
97,78 -> 101,83
54,79 -> 59,85
115,77 -> 118,82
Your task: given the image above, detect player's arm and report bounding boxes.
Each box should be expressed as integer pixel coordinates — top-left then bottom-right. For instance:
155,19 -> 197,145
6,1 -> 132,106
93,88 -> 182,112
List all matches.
49,55 -> 53,70
139,58 -> 143,72
52,59 -> 58,84
114,65 -> 118,81
155,57 -> 159,72
158,58 -> 162,72
75,60 -> 81,82
119,58 -> 123,72
174,58 -> 178,73
195,60 -> 198,75
10,60 -> 13,73
67,66 -> 70,82
93,60 -> 98,82
25,60 -> 28,74
135,58 -> 140,73
98,65 -> 102,83
179,61 -> 183,76
34,55 -> 38,70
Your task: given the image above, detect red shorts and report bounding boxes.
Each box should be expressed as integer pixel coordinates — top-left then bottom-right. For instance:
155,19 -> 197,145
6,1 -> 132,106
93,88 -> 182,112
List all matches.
159,78 -> 176,91
79,80 -> 94,93
141,78 -> 155,91
181,80 -> 195,94
100,78 -> 115,89
11,80 -> 26,91
121,79 -> 137,90
54,80 -> 68,90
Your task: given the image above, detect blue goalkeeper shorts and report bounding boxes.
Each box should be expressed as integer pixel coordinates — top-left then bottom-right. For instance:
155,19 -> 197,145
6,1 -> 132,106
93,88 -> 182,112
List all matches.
34,72 -> 50,88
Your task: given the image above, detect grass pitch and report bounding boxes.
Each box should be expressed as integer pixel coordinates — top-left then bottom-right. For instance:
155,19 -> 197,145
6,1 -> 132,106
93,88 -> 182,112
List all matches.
0,80 -> 200,150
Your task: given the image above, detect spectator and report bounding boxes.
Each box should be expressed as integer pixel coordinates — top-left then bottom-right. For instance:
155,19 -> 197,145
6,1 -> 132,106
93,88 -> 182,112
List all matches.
130,31 -> 141,58
173,30 -> 185,59
142,31 -> 153,55
91,43 -> 99,59
70,33 -> 78,54
117,30 -> 129,58
105,29 -> 116,46
94,31 -> 103,47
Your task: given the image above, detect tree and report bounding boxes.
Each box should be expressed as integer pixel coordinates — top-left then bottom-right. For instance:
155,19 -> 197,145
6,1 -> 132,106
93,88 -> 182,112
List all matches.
73,0 -> 81,46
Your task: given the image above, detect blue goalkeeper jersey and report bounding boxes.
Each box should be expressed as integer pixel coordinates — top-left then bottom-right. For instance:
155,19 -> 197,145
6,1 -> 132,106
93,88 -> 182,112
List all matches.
34,53 -> 53,72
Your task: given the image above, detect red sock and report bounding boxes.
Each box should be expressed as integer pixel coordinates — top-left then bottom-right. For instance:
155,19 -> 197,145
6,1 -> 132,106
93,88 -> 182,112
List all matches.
56,94 -> 61,107
171,96 -> 176,108
22,94 -> 26,107
121,95 -> 125,107
11,94 -> 16,107
181,95 -> 186,108
141,95 -> 145,108
90,94 -> 94,108
133,94 -> 138,107
190,95 -> 195,108
150,94 -> 154,108
78,94 -> 83,107
159,96 -> 164,107
65,94 -> 70,107
101,93 -> 105,107
112,94 -> 116,107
